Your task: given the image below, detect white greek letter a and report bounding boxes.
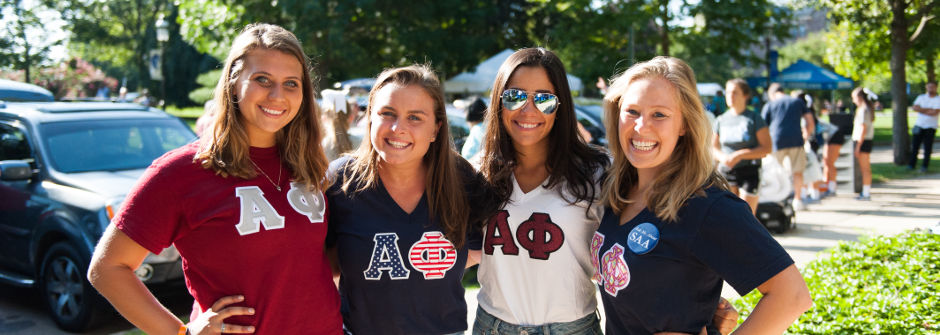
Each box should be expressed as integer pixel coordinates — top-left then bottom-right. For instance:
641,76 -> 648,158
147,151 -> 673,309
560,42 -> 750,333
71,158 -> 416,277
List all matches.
234,186 -> 285,236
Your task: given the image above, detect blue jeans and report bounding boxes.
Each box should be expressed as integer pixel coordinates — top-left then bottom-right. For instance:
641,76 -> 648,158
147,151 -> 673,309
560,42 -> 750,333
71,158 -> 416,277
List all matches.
472,307 -> 602,335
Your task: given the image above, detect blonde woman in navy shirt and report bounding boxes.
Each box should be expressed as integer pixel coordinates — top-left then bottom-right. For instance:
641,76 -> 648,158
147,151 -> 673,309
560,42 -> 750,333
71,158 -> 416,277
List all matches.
594,56 -> 812,334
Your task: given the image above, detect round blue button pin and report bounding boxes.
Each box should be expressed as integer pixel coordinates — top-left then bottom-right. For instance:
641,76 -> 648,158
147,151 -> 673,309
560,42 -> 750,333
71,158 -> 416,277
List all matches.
627,222 -> 659,255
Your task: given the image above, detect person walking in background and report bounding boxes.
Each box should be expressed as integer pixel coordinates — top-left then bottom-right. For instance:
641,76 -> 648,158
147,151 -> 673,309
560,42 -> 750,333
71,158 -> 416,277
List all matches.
461,96 -> 488,161
822,100 -> 850,198
712,89 -> 726,116
910,81 -> 939,173
713,79 -> 772,214
320,88 -> 356,160
87,23 -> 343,334
761,83 -> 815,210
852,87 -> 876,201
597,56 -> 811,334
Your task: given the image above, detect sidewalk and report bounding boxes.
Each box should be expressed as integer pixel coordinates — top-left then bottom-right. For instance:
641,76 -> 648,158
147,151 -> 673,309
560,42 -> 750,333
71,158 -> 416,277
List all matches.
464,145 -> 940,324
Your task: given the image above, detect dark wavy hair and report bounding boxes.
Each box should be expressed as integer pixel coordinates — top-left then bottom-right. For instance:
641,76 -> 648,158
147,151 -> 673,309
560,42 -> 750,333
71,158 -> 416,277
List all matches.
479,47 -> 609,210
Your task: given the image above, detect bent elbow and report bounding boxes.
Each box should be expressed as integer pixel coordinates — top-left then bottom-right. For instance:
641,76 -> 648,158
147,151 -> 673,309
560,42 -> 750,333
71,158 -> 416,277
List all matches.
792,285 -> 813,315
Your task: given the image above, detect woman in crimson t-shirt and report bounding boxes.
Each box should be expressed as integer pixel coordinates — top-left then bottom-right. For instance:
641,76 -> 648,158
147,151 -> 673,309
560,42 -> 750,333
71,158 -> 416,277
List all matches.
87,23 -> 342,335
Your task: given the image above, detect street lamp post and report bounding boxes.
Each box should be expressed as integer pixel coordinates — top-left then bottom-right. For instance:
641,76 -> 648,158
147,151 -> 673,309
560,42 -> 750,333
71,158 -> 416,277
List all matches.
155,15 -> 169,109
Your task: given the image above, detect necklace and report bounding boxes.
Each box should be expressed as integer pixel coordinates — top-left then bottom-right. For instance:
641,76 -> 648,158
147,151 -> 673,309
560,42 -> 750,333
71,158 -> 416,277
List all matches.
249,159 -> 282,191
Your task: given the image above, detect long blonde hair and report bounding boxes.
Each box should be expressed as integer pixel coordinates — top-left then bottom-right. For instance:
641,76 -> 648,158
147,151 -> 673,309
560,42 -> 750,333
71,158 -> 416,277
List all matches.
339,64 -> 470,249
194,23 -> 329,191
602,56 -> 727,222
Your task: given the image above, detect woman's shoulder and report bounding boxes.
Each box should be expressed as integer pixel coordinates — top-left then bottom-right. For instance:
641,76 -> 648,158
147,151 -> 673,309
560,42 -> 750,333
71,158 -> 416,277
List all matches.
155,141 -> 202,170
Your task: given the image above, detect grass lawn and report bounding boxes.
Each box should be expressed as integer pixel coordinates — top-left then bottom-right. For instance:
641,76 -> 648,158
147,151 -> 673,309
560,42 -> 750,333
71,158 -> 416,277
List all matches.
871,156 -> 940,183
869,108 -> 918,145
165,105 -> 202,131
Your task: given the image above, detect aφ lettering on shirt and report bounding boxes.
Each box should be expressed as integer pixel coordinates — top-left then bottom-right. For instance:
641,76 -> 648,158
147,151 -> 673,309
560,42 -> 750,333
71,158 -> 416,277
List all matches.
627,222 -> 659,255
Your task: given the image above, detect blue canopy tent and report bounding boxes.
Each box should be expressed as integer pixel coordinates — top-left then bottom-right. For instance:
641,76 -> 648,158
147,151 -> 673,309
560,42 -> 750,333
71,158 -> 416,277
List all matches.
746,60 -> 854,91
777,59 -> 853,90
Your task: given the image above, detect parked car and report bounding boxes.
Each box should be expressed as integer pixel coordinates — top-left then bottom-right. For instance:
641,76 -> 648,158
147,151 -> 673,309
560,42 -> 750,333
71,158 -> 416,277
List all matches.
0,101 -> 196,331
0,79 -> 54,102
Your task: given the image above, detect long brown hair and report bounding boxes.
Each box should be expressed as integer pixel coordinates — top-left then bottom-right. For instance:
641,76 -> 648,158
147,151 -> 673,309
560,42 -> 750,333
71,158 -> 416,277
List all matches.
602,56 -> 727,222
194,23 -> 329,191
340,64 -> 471,248
479,47 -> 609,209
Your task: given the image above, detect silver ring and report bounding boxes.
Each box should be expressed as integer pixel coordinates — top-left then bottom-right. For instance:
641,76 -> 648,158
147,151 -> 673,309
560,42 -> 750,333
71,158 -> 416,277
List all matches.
220,323 -> 226,332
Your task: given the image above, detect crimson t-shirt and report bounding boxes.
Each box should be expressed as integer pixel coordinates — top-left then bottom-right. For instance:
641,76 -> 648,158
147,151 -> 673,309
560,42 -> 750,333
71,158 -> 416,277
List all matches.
115,142 -> 342,334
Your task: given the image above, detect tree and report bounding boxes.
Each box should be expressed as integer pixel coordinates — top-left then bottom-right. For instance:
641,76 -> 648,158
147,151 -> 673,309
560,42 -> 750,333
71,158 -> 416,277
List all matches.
49,0 -> 170,92
0,0 -> 63,82
672,0 -> 793,83
48,0 -> 217,106
178,0 -> 532,88
821,0 -> 939,165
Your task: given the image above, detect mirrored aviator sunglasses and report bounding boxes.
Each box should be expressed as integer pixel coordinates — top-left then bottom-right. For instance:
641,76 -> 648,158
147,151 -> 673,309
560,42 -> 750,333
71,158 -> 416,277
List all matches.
500,88 -> 559,114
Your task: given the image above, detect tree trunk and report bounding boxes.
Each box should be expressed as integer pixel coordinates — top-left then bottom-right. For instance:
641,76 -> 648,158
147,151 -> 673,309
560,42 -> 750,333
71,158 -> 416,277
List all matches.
928,54 -> 937,84
659,0 -> 670,56
890,0 -> 911,166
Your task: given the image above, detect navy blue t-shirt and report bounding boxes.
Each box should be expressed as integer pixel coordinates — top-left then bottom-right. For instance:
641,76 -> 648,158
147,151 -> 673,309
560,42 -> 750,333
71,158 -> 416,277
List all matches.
593,187 -> 793,334
761,95 -> 811,151
326,158 -> 484,335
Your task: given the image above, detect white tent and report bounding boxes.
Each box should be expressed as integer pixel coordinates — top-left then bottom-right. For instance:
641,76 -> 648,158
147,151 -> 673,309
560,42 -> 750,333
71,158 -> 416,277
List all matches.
697,83 -> 723,97
444,49 -> 583,94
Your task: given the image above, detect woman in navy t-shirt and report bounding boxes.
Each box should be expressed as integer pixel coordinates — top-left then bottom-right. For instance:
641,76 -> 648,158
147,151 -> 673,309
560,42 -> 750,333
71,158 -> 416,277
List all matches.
325,65 -> 495,335
594,56 -> 812,334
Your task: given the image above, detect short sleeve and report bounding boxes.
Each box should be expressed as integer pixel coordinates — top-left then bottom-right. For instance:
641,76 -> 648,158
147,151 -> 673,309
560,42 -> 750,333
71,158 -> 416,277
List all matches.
913,94 -> 925,108
690,194 -> 794,296
112,152 -> 188,254
324,158 -> 353,248
466,222 -> 483,250
752,112 -> 768,130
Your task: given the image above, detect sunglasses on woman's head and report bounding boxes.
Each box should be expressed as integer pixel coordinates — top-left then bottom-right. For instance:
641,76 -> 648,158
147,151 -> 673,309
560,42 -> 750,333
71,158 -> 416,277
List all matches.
501,88 -> 559,114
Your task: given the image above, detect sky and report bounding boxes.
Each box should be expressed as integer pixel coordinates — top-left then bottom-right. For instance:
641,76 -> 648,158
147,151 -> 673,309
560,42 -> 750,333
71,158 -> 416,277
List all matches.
1,0 -> 69,64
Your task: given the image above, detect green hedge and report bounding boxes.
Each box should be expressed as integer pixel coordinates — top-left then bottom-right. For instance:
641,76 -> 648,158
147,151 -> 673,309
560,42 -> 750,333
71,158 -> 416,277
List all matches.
734,231 -> 940,334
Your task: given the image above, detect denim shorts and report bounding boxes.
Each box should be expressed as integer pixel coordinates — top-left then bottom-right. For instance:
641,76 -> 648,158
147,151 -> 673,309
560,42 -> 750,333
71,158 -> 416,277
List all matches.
472,307 -> 602,335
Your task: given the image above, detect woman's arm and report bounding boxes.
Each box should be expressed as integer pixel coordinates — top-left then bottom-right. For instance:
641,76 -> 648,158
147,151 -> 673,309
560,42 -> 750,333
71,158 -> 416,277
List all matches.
731,264 -> 812,334
88,225 -> 255,335
327,246 -> 341,288
88,225 -> 184,334
723,127 -> 772,168
467,249 -> 481,268
855,123 -> 868,155
712,133 -> 727,164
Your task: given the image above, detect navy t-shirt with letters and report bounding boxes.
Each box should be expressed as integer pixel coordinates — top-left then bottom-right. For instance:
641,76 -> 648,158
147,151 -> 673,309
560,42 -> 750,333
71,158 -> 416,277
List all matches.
592,187 -> 793,334
326,157 -> 484,335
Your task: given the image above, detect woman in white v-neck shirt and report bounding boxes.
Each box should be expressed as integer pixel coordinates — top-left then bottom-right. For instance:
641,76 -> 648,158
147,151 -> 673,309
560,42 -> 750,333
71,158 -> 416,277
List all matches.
471,47 -> 610,335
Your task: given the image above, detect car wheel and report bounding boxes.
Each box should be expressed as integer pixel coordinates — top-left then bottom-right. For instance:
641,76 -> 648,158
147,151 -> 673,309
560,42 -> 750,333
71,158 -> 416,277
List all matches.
39,241 -> 105,332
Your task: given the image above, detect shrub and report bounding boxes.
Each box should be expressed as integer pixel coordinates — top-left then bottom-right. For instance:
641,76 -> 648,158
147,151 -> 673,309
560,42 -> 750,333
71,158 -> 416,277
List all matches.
734,231 -> 940,334
188,69 -> 222,105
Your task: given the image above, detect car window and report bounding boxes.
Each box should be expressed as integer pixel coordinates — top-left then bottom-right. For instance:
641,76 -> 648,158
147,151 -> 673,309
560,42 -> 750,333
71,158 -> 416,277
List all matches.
0,124 -> 33,162
40,119 -> 195,173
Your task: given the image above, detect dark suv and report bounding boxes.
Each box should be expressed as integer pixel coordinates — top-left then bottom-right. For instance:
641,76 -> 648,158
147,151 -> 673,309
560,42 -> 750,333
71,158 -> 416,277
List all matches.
0,101 -> 196,331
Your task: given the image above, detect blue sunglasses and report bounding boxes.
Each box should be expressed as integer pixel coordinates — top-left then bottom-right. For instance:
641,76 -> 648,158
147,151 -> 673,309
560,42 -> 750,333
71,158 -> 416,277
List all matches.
501,88 -> 559,114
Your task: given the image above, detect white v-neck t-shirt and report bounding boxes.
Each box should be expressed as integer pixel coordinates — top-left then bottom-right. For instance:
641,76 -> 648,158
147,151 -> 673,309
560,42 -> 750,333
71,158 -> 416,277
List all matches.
475,174 -> 603,325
